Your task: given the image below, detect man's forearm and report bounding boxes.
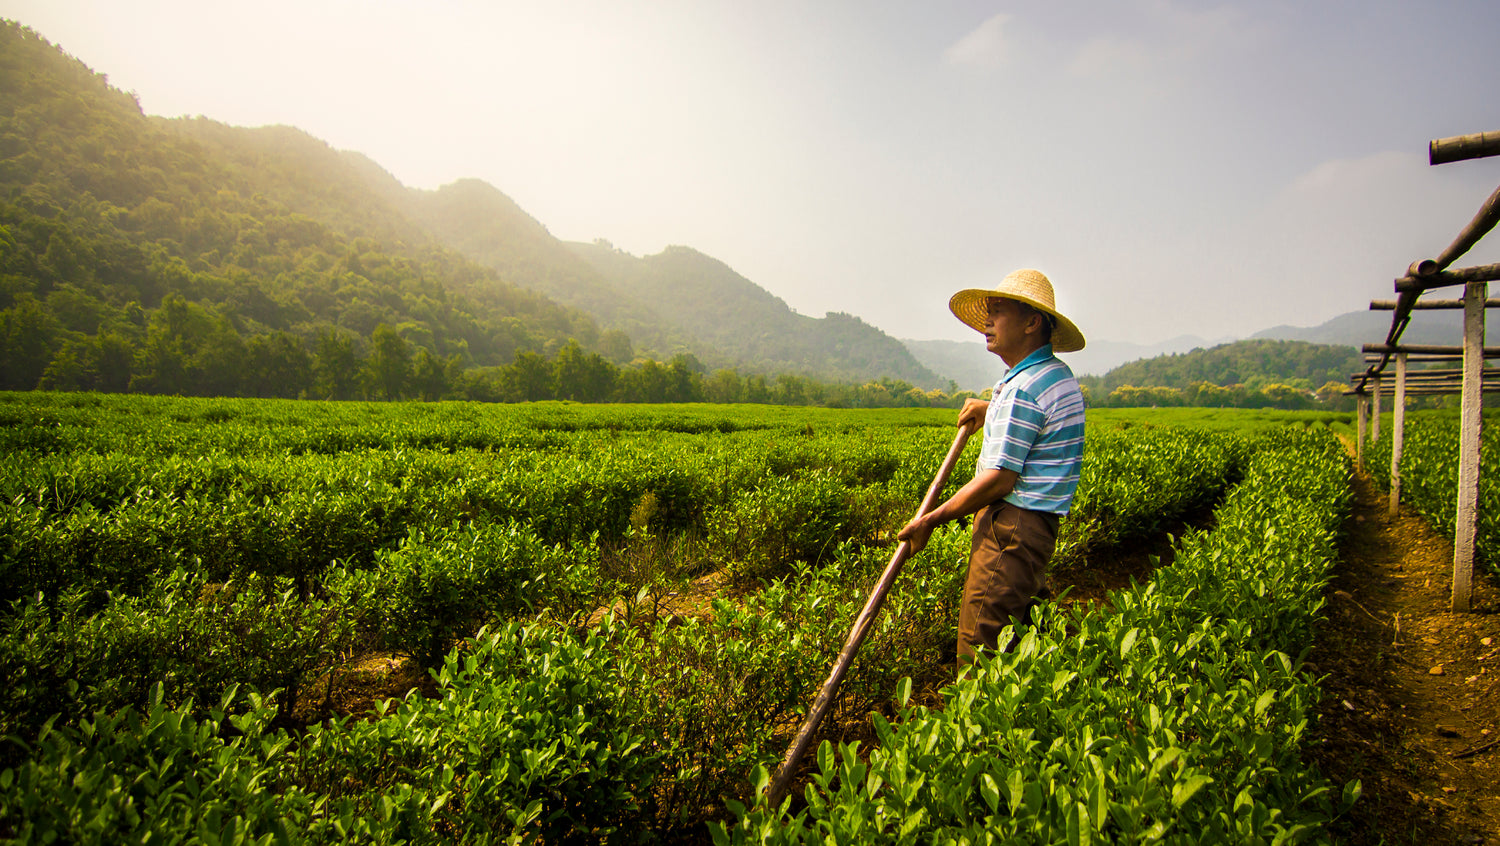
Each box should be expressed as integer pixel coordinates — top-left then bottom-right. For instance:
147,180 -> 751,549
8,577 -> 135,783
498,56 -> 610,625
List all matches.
918,467 -> 1016,529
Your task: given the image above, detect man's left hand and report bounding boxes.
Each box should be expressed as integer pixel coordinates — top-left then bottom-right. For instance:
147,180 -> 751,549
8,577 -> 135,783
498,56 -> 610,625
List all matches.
897,514 -> 936,555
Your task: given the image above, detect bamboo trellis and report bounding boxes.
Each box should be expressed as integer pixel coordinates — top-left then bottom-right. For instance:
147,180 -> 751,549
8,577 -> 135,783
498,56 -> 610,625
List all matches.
1345,129 -> 1500,612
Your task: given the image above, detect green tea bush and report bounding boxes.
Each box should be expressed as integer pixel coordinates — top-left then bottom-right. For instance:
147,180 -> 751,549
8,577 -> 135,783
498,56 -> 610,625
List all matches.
340,521 -> 604,667
713,471 -> 855,585
290,621 -> 660,843
1364,413 -> 1499,572
1056,426 -> 1241,565
0,568 -> 354,741
0,687 -> 324,845
714,428 -> 1356,844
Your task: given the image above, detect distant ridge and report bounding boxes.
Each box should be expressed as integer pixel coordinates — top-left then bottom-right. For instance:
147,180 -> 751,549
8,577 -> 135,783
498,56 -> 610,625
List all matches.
903,333 -> 1228,390
1252,308 -> 1500,347
568,242 -> 943,385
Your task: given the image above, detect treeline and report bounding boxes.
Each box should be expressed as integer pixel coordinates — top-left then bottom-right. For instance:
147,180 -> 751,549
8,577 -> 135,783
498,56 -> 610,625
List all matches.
1088,381 -> 1344,411
1076,339 -> 1368,410
1080,339 -> 1360,396
2,290 -> 971,408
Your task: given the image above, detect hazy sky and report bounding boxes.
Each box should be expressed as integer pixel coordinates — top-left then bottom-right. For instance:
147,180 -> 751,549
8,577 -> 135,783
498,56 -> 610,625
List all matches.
6,0 -> 1500,345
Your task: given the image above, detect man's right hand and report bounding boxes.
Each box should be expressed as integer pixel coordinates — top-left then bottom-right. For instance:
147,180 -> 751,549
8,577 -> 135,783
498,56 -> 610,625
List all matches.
957,398 -> 988,436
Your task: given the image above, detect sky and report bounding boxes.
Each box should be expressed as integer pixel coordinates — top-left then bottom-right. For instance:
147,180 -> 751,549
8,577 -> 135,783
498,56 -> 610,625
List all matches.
6,0 -> 1500,346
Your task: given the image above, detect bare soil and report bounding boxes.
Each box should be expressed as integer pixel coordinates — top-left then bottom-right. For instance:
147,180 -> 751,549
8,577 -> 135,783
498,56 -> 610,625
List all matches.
1309,451 -> 1500,844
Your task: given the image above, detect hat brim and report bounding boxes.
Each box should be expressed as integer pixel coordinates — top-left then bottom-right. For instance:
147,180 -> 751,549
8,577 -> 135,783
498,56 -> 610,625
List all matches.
948,290 -> 1086,353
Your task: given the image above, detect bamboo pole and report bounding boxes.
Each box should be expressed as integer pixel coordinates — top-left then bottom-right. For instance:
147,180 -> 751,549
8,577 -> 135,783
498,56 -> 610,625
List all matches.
765,425 -> 975,810
1363,343 -> 1500,356
1453,281 -> 1486,612
1371,298 -> 1500,310
1396,263 -> 1500,292
1430,130 -> 1500,166
1415,181 -> 1500,276
1390,353 -> 1406,518
1372,377 -> 1382,443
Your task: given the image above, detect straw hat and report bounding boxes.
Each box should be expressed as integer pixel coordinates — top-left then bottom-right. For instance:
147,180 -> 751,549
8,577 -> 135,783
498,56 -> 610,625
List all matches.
948,268 -> 1086,353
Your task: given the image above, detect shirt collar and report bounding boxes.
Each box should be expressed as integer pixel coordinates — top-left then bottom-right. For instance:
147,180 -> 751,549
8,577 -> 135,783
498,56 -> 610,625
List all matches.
1002,344 -> 1055,385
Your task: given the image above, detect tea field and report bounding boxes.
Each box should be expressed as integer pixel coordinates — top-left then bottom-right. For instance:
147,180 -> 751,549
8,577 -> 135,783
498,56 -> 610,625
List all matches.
0,393 -> 1368,843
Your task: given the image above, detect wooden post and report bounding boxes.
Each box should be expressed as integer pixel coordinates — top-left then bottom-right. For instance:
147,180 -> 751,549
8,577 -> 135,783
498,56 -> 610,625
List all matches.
1453,280 -> 1486,612
1372,377 -> 1382,443
1389,353 -> 1406,518
1356,394 -> 1367,463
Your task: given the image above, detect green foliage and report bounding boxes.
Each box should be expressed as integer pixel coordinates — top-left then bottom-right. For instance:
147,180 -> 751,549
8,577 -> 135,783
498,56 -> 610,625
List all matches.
1079,340 -> 1362,409
343,522 -> 603,667
715,428 -> 1357,844
1364,411 -> 1500,573
0,569 -> 353,739
0,394 -> 1359,841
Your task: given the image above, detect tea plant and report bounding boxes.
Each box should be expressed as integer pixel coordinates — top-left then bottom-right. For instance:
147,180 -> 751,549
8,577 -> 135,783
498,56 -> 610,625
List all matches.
714,428 -> 1357,844
1364,411 -> 1499,572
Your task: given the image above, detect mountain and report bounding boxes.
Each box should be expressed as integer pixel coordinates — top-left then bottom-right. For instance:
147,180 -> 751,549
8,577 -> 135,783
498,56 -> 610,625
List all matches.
404,176 -> 943,385
566,241 -> 941,385
1253,308 -> 1500,347
1079,339 -> 1362,396
903,333 -> 1229,390
0,21 -> 945,394
398,179 -> 698,363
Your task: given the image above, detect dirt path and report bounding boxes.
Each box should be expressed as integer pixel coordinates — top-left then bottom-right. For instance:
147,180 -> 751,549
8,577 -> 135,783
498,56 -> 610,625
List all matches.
1310,449 -> 1500,844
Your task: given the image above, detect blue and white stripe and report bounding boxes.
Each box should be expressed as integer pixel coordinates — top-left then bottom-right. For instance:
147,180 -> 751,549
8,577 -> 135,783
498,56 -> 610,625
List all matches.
975,344 -> 1086,514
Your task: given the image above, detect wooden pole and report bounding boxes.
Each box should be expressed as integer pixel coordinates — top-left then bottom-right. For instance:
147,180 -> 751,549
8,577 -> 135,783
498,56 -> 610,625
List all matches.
1453,281 -> 1486,612
1372,377 -> 1382,443
1390,353 -> 1406,518
1363,343 -> 1500,356
765,425 -> 974,810
1431,130 -> 1500,165
1356,394 -> 1367,463
1415,182 -> 1500,276
1370,297 -> 1500,310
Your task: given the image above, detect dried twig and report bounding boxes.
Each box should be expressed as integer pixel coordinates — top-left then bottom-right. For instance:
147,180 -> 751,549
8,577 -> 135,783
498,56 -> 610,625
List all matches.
1452,737 -> 1500,760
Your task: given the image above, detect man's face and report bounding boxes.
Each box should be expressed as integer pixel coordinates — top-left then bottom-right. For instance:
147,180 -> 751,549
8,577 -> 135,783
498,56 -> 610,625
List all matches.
983,297 -> 1033,360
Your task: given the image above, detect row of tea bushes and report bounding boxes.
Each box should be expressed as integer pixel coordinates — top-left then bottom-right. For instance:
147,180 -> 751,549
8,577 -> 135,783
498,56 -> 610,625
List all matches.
0,393 -> 1258,840
1055,426 -> 1242,565
0,523 -> 976,842
0,426 -> 1255,843
716,427 -> 1357,844
1363,412 -> 1499,572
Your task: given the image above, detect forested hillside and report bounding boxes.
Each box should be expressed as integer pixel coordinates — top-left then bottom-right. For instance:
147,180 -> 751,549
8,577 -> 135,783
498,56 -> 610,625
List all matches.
0,21 -> 943,400
1078,339 -> 1361,408
0,22 -> 611,398
399,178 -> 695,362
567,241 -> 940,385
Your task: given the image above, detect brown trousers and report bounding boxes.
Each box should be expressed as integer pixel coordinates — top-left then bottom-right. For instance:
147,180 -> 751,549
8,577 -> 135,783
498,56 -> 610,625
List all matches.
957,501 -> 1059,666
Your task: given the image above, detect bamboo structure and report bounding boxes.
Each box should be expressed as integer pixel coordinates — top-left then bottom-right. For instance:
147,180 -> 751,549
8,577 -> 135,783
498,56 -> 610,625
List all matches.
1346,129 -> 1500,612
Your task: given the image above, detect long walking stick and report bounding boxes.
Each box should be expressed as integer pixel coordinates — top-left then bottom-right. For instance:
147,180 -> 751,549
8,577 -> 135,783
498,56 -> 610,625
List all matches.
764,425 -> 975,809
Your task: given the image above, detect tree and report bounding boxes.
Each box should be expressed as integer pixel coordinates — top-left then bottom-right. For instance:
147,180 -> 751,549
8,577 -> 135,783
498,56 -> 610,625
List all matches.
412,347 -> 459,401
507,351 -> 552,402
0,296 -> 62,390
245,332 -> 311,398
705,369 -> 743,404
312,330 -> 361,400
599,329 -> 633,364
367,323 -> 410,400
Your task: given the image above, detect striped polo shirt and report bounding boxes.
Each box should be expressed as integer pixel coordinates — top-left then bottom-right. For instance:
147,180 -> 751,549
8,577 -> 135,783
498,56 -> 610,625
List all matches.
975,344 -> 1086,515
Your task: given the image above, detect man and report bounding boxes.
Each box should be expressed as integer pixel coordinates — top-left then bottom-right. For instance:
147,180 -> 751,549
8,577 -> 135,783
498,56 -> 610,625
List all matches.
897,268 -> 1086,665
